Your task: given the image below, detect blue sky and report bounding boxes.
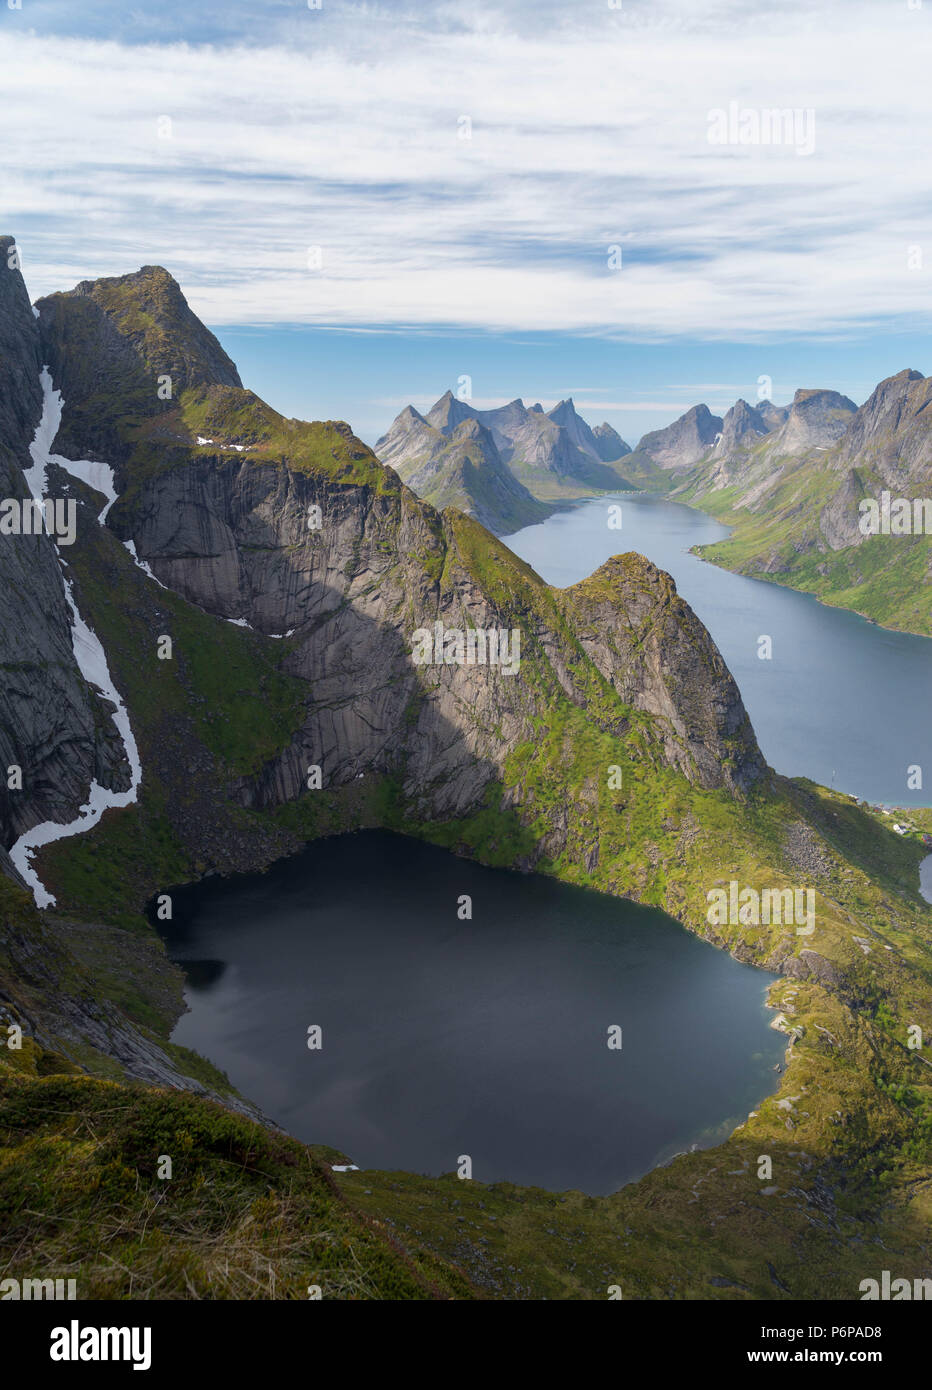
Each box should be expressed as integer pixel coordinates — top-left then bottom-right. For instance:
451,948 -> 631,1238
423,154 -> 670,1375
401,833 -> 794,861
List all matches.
4,0 -> 931,444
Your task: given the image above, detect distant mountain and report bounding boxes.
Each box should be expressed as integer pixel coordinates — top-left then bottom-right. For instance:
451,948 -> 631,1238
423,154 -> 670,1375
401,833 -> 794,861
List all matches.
768,388 -> 857,456
592,421 -> 631,462
636,404 -> 724,470
645,371 -> 932,635
374,407 -> 551,535
624,388 -> 857,495
713,399 -> 768,457
832,368 -> 932,475
376,392 -> 634,529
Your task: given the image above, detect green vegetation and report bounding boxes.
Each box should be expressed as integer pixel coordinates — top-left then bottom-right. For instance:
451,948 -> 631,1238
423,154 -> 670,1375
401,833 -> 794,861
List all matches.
0,1075 -> 472,1299
682,451 -> 932,637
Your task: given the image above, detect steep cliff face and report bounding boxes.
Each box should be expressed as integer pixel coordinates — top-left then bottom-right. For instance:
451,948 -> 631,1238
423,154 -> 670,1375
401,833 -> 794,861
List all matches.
833,368 -> 932,479
0,238 -> 130,855
714,399 -> 767,457
768,388 -> 857,456
592,421 -> 630,462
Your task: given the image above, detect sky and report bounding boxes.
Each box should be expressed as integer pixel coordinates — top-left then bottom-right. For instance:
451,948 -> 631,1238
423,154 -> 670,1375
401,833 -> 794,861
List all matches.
3,0 -> 931,446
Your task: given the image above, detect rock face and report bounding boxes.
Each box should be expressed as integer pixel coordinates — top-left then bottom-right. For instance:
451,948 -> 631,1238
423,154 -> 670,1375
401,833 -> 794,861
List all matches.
637,404 -> 724,470
813,372 -> 932,554
833,368 -> 932,480
378,392 -> 633,511
108,451 -> 764,814
757,400 -> 790,432
767,388 -> 857,456
546,397 -> 629,468
0,236 -> 130,854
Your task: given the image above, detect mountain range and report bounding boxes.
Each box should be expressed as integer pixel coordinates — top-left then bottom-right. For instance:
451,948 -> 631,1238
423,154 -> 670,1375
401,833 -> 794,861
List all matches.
376,392 -> 633,533
615,377 -> 932,634
0,238 -> 929,1299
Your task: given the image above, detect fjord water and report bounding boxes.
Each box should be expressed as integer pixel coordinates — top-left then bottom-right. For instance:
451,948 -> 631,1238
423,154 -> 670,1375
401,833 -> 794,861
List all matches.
159,832 -> 784,1195
510,494 -> 932,807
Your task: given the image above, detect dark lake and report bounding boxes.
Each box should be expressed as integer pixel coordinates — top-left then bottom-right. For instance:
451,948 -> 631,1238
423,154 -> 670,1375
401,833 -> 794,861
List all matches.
510,493 -> 932,807
158,831 -> 784,1195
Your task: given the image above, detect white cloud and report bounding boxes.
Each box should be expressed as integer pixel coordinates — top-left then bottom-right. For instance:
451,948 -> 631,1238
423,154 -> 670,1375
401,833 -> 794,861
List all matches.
3,1 -> 930,339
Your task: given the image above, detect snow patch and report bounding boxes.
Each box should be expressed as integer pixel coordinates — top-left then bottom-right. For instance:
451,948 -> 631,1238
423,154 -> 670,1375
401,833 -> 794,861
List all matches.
123,539 -> 169,590
52,454 -> 119,523
23,367 -> 63,502
9,369 -> 143,908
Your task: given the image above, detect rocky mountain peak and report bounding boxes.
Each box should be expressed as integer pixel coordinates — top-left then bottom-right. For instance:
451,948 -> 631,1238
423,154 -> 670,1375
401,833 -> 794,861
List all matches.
714,398 -> 767,456
834,367 -> 932,475
426,390 -> 476,435
546,397 -> 579,425
636,403 -> 724,470
774,388 -> 857,455
592,421 -> 632,462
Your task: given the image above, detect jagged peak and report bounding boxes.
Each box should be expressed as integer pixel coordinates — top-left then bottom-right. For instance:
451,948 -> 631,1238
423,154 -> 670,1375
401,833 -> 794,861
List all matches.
397,403 -> 428,426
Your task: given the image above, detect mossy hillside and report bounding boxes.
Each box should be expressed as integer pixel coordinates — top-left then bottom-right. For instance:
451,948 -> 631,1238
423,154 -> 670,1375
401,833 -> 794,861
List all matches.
445,518 -> 760,785
0,1074 -> 474,1300
335,1018 -> 931,1301
107,387 -> 397,540
46,265 -> 240,390
683,454 -> 932,637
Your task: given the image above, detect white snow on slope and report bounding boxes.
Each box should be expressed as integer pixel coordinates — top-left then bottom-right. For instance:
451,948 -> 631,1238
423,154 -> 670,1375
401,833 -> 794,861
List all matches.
54,454 -> 120,523
122,538 -> 169,589
9,369 -> 143,908
22,367 -> 63,501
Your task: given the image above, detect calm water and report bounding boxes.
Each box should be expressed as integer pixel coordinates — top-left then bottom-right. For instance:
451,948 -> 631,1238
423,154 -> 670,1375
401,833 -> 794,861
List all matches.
159,833 -> 784,1195
510,494 -> 932,807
